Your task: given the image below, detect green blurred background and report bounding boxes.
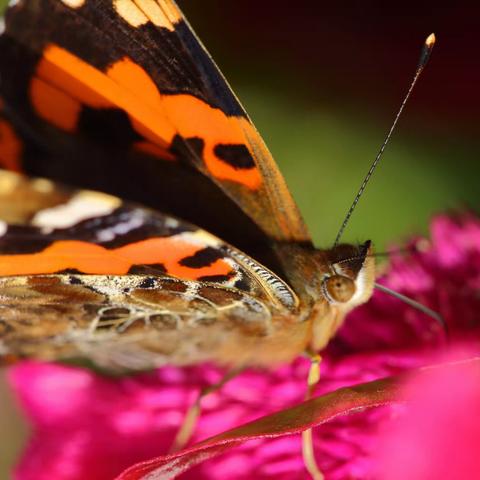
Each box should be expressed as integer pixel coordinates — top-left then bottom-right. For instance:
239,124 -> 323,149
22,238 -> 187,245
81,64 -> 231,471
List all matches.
1,0 -> 479,477
177,1 -> 480,250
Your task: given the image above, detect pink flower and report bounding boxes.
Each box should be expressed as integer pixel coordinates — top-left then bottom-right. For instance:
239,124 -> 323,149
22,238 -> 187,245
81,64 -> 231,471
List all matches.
377,356 -> 480,480
8,214 -> 480,479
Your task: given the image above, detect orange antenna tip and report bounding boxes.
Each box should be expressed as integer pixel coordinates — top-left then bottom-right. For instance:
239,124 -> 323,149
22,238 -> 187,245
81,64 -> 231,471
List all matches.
426,33 -> 436,47
418,33 -> 436,71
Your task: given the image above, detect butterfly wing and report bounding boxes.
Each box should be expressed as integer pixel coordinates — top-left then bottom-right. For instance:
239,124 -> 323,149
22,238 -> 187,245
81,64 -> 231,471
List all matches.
0,273 -> 282,371
0,0 -> 311,264
0,169 -> 303,370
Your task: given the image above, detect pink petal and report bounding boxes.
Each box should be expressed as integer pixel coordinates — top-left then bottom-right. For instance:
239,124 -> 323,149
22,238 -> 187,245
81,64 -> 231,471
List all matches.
377,355 -> 480,480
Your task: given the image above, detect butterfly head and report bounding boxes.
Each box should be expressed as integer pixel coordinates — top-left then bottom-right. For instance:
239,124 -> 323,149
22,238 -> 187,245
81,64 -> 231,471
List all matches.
299,240 -> 375,352
320,240 -> 375,310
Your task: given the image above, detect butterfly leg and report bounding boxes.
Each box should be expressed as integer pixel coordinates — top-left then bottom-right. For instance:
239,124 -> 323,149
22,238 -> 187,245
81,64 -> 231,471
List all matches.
302,352 -> 324,480
170,366 -> 244,452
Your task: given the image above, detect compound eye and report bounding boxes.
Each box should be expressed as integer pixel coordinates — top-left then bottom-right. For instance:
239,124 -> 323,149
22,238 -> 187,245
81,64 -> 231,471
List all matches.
323,275 -> 356,303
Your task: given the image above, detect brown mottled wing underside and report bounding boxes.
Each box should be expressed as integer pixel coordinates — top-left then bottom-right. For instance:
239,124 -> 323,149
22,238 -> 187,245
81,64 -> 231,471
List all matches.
0,0 -> 312,269
0,169 -> 304,370
0,274 -> 278,371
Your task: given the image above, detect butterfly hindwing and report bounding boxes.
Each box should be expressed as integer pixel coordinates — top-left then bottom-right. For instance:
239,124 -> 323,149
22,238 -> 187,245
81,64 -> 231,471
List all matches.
0,273 -> 281,371
0,0 -> 311,265
0,168 -> 303,369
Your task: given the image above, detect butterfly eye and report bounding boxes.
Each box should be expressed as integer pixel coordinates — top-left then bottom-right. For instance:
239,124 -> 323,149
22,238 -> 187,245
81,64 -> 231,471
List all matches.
323,275 -> 356,303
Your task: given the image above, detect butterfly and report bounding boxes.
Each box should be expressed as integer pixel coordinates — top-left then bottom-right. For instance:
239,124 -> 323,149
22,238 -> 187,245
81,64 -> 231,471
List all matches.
0,0 -> 377,372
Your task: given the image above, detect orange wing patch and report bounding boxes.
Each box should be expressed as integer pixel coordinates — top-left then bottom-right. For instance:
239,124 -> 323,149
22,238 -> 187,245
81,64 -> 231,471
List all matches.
0,118 -> 22,172
30,44 -> 262,189
0,236 -> 234,279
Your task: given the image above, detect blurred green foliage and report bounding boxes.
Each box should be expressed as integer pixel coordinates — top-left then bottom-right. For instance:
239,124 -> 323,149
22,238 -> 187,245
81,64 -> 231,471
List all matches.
240,86 -> 477,251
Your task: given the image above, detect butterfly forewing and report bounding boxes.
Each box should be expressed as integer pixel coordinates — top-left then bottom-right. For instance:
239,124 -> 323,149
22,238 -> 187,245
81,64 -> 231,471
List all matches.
0,0 -> 311,266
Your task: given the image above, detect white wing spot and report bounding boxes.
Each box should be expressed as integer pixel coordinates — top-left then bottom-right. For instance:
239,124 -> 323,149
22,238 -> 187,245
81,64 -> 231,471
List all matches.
113,0 -> 179,30
96,210 -> 146,242
32,191 -> 121,231
177,230 -> 221,247
59,0 -> 85,7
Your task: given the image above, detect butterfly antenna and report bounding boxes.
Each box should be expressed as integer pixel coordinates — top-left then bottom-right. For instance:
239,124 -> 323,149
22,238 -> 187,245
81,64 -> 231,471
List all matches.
333,33 -> 436,246
334,246 -> 417,265
375,282 -> 448,336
